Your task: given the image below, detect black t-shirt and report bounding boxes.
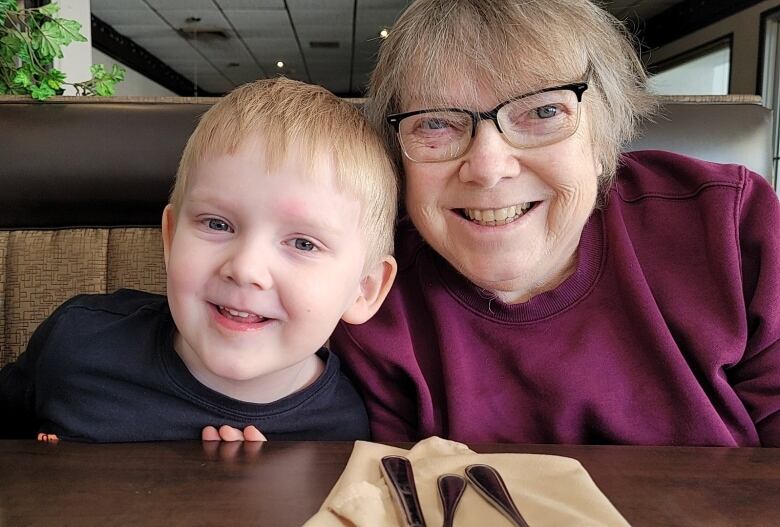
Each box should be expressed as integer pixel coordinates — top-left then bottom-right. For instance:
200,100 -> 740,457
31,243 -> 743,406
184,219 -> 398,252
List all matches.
0,289 -> 369,442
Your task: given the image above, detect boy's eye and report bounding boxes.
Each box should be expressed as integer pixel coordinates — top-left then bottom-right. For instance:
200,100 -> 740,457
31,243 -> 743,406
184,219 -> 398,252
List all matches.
207,218 -> 232,232
293,238 -> 316,252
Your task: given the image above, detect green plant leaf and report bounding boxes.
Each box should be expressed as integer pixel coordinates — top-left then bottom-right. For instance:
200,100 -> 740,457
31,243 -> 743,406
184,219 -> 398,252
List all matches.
13,69 -> 32,88
30,82 -> 56,101
32,20 -> 64,60
1,33 -> 26,55
48,68 -> 66,83
1,4 -> 123,99
0,78 -> 8,94
45,68 -> 66,90
90,63 -> 107,77
111,64 -> 126,81
0,0 -> 18,25
38,3 -> 60,17
57,19 -> 86,45
94,79 -> 116,96
0,41 -> 17,63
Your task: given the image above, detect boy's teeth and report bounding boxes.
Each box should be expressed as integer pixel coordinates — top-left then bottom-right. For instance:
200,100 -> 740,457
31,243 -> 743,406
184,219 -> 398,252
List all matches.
218,305 -> 263,321
227,308 -> 250,318
464,202 -> 535,225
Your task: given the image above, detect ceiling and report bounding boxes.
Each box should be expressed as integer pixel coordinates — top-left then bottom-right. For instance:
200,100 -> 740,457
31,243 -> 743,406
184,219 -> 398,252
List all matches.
91,0 -> 685,97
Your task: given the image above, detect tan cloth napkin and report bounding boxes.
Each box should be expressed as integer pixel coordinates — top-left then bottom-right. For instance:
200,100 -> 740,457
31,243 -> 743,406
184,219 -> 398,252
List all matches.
304,436 -> 629,527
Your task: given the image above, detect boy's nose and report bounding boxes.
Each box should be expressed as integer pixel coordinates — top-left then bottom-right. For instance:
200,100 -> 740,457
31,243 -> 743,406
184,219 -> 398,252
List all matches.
220,242 -> 273,290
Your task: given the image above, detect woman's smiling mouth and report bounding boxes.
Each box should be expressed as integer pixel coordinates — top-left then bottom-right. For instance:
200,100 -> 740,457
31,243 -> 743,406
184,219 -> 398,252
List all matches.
460,201 -> 539,226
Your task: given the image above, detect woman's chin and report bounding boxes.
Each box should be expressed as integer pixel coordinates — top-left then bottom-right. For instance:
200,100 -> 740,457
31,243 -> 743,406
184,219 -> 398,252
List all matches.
457,252 -> 574,302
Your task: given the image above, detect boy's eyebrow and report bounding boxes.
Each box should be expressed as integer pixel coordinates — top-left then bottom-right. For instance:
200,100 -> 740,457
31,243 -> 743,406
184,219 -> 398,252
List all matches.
185,190 -> 357,235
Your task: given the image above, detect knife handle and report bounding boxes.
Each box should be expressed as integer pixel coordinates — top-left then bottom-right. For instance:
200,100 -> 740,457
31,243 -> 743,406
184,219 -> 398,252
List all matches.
380,455 -> 428,527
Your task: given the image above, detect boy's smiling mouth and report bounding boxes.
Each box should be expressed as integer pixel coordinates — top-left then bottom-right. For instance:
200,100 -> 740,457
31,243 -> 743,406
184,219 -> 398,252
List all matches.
217,305 -> 266,323
208,302 -> 275,331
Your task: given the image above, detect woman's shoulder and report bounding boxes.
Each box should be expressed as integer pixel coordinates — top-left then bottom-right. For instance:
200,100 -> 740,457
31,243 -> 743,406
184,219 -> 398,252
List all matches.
393,216 -> 429,271
615,149 -> 755,202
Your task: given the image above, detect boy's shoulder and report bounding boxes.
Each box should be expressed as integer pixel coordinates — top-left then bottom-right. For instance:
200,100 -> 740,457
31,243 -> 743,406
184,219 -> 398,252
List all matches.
58,289 -> 167,318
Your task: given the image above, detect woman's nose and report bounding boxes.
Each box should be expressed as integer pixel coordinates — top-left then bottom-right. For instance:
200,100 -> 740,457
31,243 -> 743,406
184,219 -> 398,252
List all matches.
458,121 -> 521,188
219,240 -> 273,290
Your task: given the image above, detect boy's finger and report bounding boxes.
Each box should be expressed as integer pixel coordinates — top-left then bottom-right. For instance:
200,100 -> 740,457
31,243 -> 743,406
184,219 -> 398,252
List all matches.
218,424 -> 245,441
243,425 -> 267,441
201,426 -> 221,441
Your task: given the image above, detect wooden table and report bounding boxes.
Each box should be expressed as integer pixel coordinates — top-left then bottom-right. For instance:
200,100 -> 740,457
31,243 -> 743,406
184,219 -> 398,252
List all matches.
0,440 -> 778,526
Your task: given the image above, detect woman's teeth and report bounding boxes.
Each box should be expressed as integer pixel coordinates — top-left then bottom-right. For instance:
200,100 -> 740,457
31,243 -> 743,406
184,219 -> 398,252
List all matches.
463,202 -> 535,225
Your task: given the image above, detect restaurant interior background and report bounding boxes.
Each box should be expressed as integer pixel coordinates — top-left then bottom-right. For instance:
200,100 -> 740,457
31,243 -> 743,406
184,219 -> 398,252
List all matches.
49,0 -> 779,97
24,0 -> 780,188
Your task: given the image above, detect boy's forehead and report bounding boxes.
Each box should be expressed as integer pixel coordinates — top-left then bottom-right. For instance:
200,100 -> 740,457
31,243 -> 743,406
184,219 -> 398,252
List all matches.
186,136 -> 349,195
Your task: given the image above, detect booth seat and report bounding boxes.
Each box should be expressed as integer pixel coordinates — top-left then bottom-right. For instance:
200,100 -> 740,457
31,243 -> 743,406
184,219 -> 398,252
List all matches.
0,95 -> 773,366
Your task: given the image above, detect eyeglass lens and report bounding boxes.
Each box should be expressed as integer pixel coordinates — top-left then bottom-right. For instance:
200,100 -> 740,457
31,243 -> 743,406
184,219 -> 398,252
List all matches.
398,89 -> 582,163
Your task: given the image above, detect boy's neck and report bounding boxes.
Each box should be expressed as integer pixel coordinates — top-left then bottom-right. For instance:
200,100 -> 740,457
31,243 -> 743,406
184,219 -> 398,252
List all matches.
173,333 -> 325,404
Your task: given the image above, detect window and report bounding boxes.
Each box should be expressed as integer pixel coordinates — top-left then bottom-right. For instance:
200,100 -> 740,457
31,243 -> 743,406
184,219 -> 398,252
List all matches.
762,10 -> 780,191
647,38 -> 731,96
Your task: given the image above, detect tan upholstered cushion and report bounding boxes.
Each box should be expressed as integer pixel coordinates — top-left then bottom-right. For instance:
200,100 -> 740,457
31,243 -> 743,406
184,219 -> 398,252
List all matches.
0,228 -> 166,366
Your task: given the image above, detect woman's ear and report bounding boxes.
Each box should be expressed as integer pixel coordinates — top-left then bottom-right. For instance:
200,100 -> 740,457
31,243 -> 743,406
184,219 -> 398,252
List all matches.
161,204 -> 176,270
341,255 -> 398,324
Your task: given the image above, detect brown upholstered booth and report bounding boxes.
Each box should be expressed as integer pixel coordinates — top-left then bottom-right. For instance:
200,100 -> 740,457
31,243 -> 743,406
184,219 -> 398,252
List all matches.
0,97 -> 216,365
0,95 -> 774,366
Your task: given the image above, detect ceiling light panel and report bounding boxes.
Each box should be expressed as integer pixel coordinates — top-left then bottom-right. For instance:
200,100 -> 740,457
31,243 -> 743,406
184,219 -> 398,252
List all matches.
145,0 -> 215,9
216,0 -> 285,8
222,10 -> 295,38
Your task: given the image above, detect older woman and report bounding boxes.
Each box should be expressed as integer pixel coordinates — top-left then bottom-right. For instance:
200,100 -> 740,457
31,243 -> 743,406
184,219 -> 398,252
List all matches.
330,0 -> 780,446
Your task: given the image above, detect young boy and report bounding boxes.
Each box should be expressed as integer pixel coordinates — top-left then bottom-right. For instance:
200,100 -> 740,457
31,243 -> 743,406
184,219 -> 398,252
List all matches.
0,78 -> 398,442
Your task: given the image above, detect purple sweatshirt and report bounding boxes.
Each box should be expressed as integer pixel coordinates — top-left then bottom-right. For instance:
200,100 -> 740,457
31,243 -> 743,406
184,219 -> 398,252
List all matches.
332,150 -> 780,446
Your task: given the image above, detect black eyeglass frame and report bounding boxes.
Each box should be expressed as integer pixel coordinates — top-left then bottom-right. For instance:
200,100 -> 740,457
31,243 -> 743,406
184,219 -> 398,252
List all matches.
386,82 -> 589,160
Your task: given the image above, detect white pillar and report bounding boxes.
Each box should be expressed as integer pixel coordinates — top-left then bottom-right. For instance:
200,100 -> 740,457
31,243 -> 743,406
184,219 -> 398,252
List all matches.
53,0 -> 92,95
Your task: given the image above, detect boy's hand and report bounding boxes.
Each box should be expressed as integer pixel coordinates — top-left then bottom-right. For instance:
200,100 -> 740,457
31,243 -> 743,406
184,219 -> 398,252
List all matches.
201,425 -> 267,441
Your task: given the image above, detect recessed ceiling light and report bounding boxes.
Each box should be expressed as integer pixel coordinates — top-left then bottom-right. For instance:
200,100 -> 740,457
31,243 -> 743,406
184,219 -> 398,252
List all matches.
379,28 -> 389,38
276,61 -> 284,68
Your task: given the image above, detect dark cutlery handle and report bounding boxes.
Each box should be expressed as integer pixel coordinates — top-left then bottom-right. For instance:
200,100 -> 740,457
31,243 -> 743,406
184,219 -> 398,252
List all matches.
437,474 -> 466,527
465,464 -> 530,527
381,455 -> 428,527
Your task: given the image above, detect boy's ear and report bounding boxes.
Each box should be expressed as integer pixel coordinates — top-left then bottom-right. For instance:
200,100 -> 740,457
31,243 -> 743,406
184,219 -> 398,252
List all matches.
161,204 -> 176,270
341,255 -> 398,324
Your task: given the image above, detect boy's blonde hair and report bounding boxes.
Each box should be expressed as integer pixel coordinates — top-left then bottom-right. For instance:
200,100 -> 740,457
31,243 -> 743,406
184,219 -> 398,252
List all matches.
172,77 -> 397,267
366,0 -> 657,196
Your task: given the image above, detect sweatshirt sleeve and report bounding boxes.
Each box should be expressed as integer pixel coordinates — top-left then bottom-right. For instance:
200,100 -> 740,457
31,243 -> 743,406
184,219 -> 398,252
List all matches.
0,299 -> 71,438
729,169 -> 780,446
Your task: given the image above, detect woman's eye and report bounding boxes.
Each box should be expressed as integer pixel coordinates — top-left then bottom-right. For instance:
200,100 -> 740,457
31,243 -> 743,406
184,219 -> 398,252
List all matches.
419,117 -> 451,130
206,218 -> 232,232
293,238 -> 317,252
534,105 -> 560,119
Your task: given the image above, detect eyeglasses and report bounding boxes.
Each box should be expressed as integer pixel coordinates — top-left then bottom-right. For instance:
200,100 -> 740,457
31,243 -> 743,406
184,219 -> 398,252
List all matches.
387,82 -> 588,163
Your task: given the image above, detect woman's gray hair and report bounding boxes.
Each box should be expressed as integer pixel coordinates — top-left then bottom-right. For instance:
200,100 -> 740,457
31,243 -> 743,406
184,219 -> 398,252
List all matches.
365,0 -> 657,195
